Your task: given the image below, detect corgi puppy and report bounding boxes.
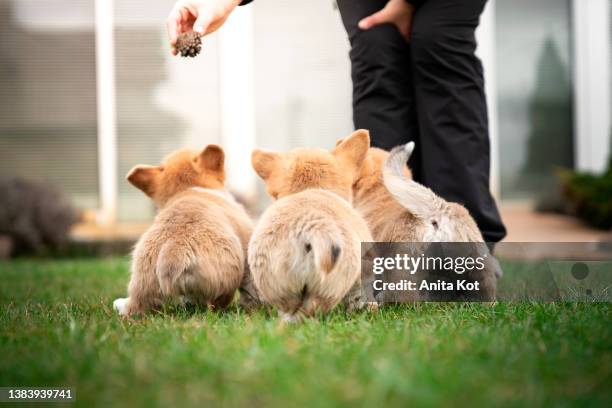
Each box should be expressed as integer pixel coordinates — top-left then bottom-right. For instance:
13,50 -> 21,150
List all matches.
249,130 -> 374,323
113,145 -> 259,316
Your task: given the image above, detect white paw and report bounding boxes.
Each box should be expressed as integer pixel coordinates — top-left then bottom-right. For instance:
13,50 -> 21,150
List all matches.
113,297 -> 129,316
280,312 -> 301,325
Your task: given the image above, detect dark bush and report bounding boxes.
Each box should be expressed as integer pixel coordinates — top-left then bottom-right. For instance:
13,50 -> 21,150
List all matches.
560,158 -> 612,230
0,178 -> 78,257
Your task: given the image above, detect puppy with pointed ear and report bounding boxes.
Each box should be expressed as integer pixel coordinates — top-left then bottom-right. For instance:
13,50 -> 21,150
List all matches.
195,144 -> 226,180
332,129 -> 370,180
252,129 -> 371,201
126,145 -> 226,206
127,165 -> 163,198
251,150 -> 286,200
113,144 -> 261,316
248,129 -> 374,323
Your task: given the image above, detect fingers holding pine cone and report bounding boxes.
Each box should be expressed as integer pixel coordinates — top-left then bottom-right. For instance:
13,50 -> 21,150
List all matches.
175,32 -> 202,58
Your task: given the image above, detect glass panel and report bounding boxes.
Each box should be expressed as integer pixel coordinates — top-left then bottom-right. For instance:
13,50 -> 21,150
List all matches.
495,0 -> 574,200
114,0 -> 221,221
0,0 -> 98,210
252,0 -> 353,207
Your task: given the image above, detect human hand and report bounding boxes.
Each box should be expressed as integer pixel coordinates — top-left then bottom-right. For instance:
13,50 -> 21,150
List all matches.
358,0 -> 415,41
166,0 -> 241,55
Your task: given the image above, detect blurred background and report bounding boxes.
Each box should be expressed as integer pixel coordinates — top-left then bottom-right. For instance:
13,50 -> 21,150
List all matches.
0,0 -> 611,256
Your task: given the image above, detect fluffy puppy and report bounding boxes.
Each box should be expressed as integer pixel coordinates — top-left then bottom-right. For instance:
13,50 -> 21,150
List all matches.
113,145 -> 259,316
249,130 -> 374,323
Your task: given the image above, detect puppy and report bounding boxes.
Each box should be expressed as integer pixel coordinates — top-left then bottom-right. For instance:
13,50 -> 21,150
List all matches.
249,130 -> 374,322
113,145 -> 259,316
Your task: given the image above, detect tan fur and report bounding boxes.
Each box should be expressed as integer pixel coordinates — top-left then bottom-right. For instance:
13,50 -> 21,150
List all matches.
114,145 -> 259,316
249,130 -> 373,322
351,146 -> 425,241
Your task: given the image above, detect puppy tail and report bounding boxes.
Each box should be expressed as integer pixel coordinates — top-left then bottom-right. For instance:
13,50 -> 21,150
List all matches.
307,235 -> 341,275
156,241 -> 193,297
383,142 -> 444,220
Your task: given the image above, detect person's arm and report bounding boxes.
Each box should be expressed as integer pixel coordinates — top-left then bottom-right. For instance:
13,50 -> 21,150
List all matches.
166,0 -> 253,55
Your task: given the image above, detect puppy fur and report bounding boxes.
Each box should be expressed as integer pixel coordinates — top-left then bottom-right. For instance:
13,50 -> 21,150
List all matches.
113,145 -> 259,316
249,130 -> 373,322
350,145 -> 424,242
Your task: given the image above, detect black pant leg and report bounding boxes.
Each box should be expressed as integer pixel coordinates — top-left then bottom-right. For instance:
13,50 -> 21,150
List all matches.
411,0 -> 506,242
336,0 -> 422,178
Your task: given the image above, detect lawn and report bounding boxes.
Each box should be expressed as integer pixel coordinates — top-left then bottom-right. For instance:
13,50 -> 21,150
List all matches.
0,258 -> 610,407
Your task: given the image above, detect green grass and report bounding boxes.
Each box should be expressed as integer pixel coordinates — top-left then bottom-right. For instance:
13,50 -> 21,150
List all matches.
0,258 -> 610,408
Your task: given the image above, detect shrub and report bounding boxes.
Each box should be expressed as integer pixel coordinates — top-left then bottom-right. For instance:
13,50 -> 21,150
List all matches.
0,178 -> 78,257
560,158 -> 612,230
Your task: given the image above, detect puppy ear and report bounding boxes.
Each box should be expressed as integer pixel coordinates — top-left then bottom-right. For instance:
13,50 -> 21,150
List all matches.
126,165 -> 163,196
332,129 -> 370,173
197,144 -> 225,173
334,138 -> 345,147
252,149 -> 283,181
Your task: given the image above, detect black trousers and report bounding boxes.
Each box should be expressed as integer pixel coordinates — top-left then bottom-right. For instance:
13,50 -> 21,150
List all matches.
336,0 -> 506,243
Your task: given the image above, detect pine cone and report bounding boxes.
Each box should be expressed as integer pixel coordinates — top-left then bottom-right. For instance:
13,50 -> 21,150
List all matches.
176,32 -> 202,58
